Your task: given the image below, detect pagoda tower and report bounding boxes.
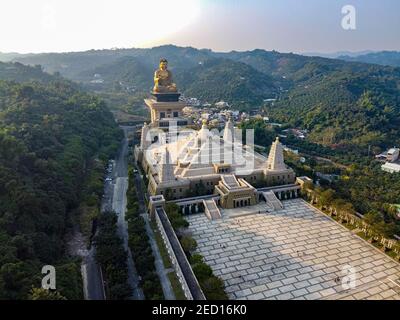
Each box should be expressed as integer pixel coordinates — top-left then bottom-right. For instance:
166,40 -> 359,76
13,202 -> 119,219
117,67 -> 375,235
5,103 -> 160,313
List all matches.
266,137 -> 286,171
159,147 -> 175,182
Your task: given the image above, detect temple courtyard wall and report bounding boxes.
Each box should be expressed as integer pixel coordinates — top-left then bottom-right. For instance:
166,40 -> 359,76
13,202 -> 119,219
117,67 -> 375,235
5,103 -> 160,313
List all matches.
186,198 -> 400,300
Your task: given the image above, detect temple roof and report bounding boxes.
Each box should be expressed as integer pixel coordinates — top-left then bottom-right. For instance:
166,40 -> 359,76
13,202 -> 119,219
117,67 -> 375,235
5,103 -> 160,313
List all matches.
266,137 -> 286,171
144,126 -> 272,181
159,147 -> 175,183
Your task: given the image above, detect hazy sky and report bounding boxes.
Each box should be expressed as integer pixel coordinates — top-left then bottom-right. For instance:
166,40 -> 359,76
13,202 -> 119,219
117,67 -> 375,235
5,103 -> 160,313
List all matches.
0,0 -> 399,54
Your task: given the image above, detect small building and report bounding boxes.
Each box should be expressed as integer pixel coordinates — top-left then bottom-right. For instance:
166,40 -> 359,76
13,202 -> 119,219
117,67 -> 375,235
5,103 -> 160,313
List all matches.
381,162 -> 400,173
148,195 -> 166,219
387,148 -> 399,163
283,145 -> 299,155
201,113 -> 211,120
215,101 -> 229,109
296,176 -> 313,188
393,205 -> 400,220
389,204 -> 400,220
375,152 -> 388,161
215,175 -> 258,209
316,172 -> 339,183
268,123 -> 283,127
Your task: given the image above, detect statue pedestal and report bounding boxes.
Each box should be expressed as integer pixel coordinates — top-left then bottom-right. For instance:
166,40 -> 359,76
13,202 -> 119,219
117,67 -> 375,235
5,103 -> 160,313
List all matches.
151,92 -> 181,102
145,93 -> 188,130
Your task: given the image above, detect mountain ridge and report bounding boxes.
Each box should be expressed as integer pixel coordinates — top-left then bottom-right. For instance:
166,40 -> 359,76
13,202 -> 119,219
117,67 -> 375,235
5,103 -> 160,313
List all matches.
1,45 -> 400,151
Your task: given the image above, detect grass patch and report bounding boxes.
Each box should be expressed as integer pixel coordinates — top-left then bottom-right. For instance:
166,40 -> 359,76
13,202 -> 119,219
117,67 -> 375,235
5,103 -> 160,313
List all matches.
167,272 -> 187,300
342,222 -> 357,230
386,250 -> 398,259
356,231 -> 369,240
372,241 -> 383,250
151,220 -> 173,269
150,219 -> 188,299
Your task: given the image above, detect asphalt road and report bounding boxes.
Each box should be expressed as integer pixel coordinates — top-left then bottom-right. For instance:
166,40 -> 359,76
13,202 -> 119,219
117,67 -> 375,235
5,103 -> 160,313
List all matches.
81,247 -> 105,300
81,157 -> 115,300
112,126 -> 144,300
84,124 -> 175,300
81,173 -> 112,300
83,125 -> 144,300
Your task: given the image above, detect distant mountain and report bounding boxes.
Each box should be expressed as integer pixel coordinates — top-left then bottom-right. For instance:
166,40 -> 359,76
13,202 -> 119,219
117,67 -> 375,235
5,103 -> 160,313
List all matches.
0,61 -> 62,83
176,57 -> 276,106
10,49 -> 145,79
302,51 -> 375,59
268,63 -> 400,149
0,52 -> 35,62
215,49 -> 400,149
5,45 -> 400,150
12,46 -> 278,107
6,45 -> 373,89
10,46 -> 212,80
78,56 -> 153,91
338,51 -> 400,67
213,49 -> 372,86
79,55 -> 277,107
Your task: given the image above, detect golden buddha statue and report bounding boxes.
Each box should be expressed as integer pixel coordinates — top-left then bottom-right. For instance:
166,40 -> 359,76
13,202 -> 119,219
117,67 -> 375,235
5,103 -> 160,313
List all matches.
153,58 -> 177,93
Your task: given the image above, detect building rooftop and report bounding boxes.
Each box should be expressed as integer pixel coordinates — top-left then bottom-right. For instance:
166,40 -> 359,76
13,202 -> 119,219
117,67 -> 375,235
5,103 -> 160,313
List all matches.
144,125 -> 269,182
221,174 -> 241,189
382,162 -> 400,173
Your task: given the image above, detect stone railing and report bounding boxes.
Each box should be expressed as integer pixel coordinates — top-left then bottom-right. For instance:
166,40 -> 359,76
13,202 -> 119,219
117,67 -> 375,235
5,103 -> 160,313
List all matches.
155,207 -> 206,300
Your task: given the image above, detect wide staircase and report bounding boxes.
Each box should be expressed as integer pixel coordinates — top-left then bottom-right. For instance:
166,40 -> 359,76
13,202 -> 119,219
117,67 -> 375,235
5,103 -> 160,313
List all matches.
203,199 -> 221,220
262,191 -> 283,211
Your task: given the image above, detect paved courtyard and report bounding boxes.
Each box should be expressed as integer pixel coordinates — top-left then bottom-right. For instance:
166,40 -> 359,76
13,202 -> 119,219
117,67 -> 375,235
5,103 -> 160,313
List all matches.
187,199 -> 400,300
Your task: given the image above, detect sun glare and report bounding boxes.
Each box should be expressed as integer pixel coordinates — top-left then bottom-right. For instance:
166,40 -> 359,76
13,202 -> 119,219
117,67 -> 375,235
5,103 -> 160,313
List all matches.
126,0 -> 201,47
0,0 -> 201,53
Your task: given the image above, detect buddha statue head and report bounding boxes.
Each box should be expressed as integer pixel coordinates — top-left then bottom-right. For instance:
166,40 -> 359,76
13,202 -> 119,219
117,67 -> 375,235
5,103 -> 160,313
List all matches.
159,58 -> 168,71
153,58 -> 177,93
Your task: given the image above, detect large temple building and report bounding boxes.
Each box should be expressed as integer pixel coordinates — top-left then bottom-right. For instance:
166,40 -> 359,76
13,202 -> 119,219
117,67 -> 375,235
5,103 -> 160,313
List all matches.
135,59 -> 296,214
139,59 -> 400,301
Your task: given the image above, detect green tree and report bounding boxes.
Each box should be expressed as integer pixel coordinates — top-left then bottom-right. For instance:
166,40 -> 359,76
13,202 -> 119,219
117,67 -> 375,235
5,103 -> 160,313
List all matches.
180,236 -> 197,253
319,189 -> 336,209
29,288 -> 66,300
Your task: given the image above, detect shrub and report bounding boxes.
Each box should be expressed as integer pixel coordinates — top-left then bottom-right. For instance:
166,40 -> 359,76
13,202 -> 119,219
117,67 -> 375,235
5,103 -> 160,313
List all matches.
180,235 -> 197,253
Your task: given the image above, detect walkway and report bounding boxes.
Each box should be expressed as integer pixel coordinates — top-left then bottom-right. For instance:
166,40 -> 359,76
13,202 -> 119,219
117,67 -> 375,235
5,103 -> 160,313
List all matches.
113,127 -> 144,300
187,198 -> 400,300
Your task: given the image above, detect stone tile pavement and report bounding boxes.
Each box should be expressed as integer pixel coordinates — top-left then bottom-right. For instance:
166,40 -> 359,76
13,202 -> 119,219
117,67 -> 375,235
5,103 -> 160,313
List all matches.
186,199 -> 400,300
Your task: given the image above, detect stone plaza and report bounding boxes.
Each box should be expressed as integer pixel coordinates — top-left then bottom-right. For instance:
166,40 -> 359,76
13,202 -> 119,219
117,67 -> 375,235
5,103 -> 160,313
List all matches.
186,199 -> 400,300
